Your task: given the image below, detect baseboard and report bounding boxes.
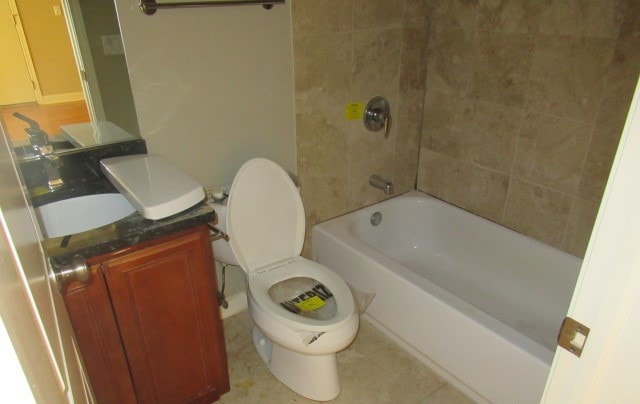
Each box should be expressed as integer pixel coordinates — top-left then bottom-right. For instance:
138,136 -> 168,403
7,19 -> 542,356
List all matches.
39,92 -> 84,105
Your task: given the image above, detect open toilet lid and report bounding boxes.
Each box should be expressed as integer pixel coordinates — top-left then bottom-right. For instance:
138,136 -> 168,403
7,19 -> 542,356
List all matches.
226,158 -> 305,273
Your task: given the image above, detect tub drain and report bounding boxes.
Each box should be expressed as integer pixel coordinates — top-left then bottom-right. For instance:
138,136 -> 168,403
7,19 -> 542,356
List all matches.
370,211 -> 382,226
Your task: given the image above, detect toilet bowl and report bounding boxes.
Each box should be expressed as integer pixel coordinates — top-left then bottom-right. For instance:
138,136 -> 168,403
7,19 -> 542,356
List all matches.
211,158 -> 359,401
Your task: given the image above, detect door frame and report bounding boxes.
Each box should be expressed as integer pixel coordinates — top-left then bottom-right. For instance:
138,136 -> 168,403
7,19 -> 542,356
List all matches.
61,0 -> 104,123
6,0 -> 43,104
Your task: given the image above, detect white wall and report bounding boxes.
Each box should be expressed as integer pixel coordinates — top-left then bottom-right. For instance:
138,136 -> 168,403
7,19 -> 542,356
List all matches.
114,0 -> 296,189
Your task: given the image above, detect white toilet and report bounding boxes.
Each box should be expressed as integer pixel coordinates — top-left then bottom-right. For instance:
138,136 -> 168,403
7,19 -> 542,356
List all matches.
211,158 -> 359,401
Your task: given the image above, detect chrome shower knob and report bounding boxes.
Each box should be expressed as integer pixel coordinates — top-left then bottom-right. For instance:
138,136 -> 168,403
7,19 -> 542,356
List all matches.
364,96 -> 392,139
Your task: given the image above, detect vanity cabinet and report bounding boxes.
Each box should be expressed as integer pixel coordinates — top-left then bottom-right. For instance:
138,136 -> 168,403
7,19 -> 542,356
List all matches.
63,225 -> 229,403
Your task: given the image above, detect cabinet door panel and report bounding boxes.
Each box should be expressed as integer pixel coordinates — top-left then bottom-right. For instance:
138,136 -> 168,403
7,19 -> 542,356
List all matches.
103,228 -> 228,403
63,266 -> 137,403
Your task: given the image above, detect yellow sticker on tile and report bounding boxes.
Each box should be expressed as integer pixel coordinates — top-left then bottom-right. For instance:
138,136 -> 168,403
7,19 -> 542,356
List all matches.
294,295 -> 326,312
345,102 -> 365,121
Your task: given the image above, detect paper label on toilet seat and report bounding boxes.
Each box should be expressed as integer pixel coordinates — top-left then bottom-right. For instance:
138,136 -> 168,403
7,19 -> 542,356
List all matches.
294,295 -> 326,312
276,281 -> 336,320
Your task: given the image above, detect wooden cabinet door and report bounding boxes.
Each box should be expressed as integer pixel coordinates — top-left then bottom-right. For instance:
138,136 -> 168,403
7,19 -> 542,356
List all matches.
101,227 -> 229,403
63,265 -> 137,403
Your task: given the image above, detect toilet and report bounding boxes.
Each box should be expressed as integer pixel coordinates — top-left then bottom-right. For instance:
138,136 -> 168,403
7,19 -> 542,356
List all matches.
211,158 -> 359,401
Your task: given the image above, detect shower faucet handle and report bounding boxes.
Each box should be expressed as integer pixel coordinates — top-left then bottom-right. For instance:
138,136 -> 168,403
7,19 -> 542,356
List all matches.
364,96 -> 392,139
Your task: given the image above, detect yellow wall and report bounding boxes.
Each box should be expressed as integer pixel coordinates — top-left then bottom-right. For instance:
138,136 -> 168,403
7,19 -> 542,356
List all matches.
0,0 -> 36,105
16,0 -> 82,98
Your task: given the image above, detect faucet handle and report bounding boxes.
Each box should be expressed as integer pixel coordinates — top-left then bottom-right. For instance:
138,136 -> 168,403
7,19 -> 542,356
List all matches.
382,113 -> 391,139
364,96 -> 392,139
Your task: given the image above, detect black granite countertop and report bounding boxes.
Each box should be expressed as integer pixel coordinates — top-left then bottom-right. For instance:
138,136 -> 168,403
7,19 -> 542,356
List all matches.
16,140 -> 216,267
45,201 -> 215,267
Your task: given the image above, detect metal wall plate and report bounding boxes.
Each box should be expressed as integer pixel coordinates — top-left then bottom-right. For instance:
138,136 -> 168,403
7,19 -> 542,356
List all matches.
558,316 -> 590,357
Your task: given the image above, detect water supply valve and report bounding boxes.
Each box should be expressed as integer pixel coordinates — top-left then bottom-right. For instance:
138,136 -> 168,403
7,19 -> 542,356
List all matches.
364,96 -> 392,139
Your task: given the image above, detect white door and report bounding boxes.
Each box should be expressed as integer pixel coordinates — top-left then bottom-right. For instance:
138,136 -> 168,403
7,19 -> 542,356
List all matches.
0,0 -> 37,105
542,78 -> 640,401
0,124 -> 89,402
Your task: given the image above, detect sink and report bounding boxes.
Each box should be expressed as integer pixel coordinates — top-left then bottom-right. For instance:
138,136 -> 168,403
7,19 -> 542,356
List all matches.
35,193 -> 136,238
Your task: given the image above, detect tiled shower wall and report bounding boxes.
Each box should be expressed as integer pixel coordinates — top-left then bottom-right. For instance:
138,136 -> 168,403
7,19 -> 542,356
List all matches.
292,0 -> 430,256
417,0 -> 640,257
293,0 -> 640,259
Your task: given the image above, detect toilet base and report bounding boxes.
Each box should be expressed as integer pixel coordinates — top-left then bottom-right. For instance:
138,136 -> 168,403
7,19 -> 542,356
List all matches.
252,327 -> 340,401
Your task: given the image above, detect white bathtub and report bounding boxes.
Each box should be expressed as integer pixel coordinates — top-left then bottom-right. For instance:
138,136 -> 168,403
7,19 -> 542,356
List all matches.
313,191 -> 581,403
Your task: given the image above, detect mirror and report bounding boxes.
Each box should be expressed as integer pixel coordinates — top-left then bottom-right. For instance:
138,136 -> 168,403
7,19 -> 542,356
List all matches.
1,0 -> 140,158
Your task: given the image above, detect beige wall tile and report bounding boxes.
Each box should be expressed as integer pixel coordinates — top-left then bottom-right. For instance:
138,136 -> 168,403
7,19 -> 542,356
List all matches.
296,97 -> 350,174
352,0 -> 404,31
352,29 -> 402,100
475,0 -> 544,34
503,179 -> 573,248
296,97 -> 351,257
400,26 -> 430,92
291,0 -> 353,36
598,91 -> 637,135
562,198 -> 600,257
432,0 -> 478,35
604,42 -> 640,103
397,89 -> 426,154
403,0 -> 432,28
393,89 -> 425,194
422,92 -> 521,174
576,125 -> 622,201
599,32 -> 640,132
429,22 -> 473,53
466,31 -> 534,108
293,32 -> 352,97
393,149 -> 420,194
512,112 -> 592,194
526,36 -> 615,122
618,0 -> 640,41
537,0 -> 625,39
300,168 -> 350,258
426,25 -> 473,97
417,149 -> 509,221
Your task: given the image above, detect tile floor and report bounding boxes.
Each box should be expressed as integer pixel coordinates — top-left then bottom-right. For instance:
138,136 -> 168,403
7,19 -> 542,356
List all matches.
219,311 -> 475,403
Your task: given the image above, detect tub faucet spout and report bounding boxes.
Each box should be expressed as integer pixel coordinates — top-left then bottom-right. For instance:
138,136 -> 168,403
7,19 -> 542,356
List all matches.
369,175 -> 394,195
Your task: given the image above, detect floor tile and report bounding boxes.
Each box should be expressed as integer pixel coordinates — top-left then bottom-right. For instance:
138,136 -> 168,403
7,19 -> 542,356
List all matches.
219,313 -> 474,403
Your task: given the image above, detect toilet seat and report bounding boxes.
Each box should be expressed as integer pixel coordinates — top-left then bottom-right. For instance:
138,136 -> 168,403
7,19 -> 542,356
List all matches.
226,158 -> 305,272
247,256 -> 356,333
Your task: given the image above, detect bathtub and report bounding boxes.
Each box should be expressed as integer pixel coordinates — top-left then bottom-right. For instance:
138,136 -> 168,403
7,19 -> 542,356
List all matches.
313,191 -> 581,403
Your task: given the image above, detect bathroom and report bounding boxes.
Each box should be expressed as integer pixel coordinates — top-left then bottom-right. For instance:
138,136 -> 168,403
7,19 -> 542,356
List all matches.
1,0 -> 640,402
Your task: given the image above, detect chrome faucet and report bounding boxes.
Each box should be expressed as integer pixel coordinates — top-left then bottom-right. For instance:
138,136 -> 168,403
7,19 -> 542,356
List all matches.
38,145 -> 64,190
369,175 -> 394,195
13,112 -> 64,189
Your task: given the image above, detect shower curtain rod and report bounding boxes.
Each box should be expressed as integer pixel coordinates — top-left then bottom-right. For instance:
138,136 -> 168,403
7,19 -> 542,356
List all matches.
139,0 -> 285,15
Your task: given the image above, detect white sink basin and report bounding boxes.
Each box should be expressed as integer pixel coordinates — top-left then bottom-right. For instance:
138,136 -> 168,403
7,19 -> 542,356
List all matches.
35,193 -> 136,238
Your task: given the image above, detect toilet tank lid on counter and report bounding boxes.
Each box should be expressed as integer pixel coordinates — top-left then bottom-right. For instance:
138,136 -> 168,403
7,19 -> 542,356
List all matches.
100,154 -> 205,220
